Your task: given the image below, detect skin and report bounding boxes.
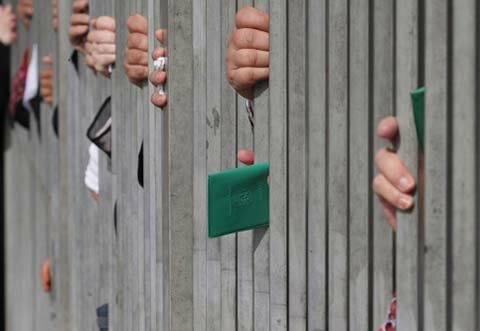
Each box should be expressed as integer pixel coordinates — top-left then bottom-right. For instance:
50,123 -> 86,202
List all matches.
51,0 -> 58,30
68,0 -> 89,54
0,4 -> 16,45
373,116 -> 417,230
226,7 -> 269,100
86,16 -> 115,76
40,259 -> 51,293
40,56 -> 54,106
16,0 -> 32,28
124,14 -> 149,87
149,29 -> 167,108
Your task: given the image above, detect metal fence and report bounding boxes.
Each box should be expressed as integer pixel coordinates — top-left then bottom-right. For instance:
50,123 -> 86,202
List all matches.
3,0 -> 479,330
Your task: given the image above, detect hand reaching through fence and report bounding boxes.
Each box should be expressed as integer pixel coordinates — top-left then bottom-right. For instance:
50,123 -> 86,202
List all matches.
16,0 -> 32,28
0,4 -> 16,45
69,0 -> 89,54
85,16 -> 115,76
373,116 -> 417,230
40,259 -> 51,293
51,0 -> 58,30
124,14 -> 148,87
226,7 -> 269,100
40,56 -> 54,106
150,29 -> 167,108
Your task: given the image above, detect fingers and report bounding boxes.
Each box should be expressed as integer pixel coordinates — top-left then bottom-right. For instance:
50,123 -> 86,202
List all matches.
379,197 -> 397,231
126,14 -> 147,34
72,0 -> 89,14
70,13 -> 89,25
124,64 -> 148,85
237,149 -> 255,165
95,16 -> 115,32
230,28 -> 269,51
235,7 -> 269,32
375,148 -> 416,193
372,174 -> 414,211
151,47 -> 166,60
149,70 -> 167,86
87,29 -> 115,44
377,116 -> 399,143
155,29 -> 166,44
227,67 -> 269,92
151,92 -> 167,108
126,32 -> 148,51
125,48 -> 148,66
232,49 -> 269,68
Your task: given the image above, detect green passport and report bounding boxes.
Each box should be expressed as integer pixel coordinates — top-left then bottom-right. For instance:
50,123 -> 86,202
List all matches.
411,87 -> 425,152
208,162 -> 270,238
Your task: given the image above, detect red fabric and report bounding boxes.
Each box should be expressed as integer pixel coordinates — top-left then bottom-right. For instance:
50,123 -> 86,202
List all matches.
8,48 -> 29,117
379,295 -> 396,331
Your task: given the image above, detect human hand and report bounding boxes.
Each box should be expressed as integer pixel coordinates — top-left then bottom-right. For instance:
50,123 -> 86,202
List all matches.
40,259 -> 51,293
51,0 -> 58,30
149,29 -> 167,107
85,16 -> 115,76
373,116 -> 417,230
0,4 -> 16,45
226,7 -> 269,100
124,14 -> 148,86
16,0 -> 32,28
40,56 -> 54,106
68,0 -> 89,53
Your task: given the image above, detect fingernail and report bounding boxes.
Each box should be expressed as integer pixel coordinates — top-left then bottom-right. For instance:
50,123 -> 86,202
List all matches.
399,196 -> 413,209
398,177 -> 412,192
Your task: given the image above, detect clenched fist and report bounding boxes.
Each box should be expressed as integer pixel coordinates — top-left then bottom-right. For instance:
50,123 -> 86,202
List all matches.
226,7 -> 269,99
149,29 -> 167,108
124,14 -> 149,86
0,4 -> 16,45
40,56 -> 54,106
69,0 -> 89,53
85,16 -> 115,76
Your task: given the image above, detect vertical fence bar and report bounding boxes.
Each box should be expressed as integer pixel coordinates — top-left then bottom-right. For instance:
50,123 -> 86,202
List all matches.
57,0 -> 74,327
327,0 -> 349,328
221,1 -> 238,330
348,0 -> 371,329
235,0 -> 255,328
372,0 -> 395,327
270,0 -> 288,329
451,0 -> 477,330
252,1 -> 270,329
395,0 -> 420,329
205,0 -> 222,329
287,0 -> 307,329
424,0 -> 448,329
165,0 -> 195,329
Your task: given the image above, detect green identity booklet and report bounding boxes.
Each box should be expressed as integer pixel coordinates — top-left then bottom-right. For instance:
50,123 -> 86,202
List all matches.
411,87 -> 425,152
208,162 -> 270,238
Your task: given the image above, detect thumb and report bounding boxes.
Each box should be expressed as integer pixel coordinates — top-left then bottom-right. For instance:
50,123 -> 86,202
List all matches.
237,149 -> 254,165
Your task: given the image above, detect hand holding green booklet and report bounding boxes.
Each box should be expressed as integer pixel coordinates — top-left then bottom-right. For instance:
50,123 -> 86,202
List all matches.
208,162 -> 270,238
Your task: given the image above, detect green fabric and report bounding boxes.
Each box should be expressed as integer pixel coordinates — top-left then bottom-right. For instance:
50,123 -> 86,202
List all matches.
410,87 -> 425,152
208,162 -> 269,238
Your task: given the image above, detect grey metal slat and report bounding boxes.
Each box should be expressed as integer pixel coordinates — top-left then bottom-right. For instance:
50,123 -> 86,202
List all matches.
235,0 -> 255,328
372,0 -> 395,327
166,0 -> 195,329
451,0 -> 477,329
251,1 -> 270,329
348,0 -> 370,329
220,1 -> 238,329
327,0 -> 349,328
287,0 -> 307,329
424,0 -> 448,329
306,1 -> 327,330
395,0 -> 420,329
